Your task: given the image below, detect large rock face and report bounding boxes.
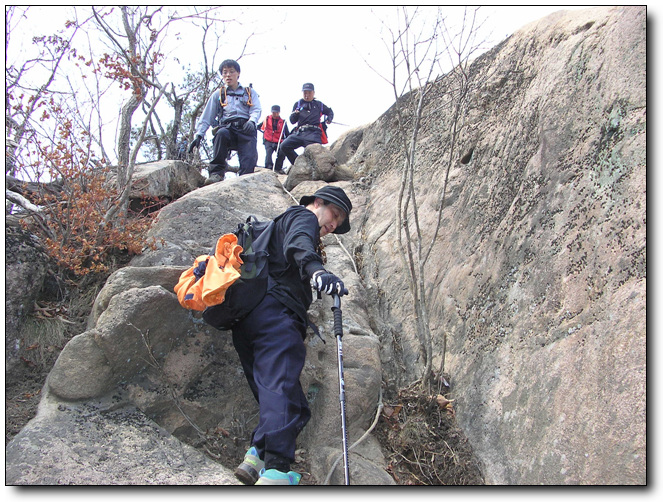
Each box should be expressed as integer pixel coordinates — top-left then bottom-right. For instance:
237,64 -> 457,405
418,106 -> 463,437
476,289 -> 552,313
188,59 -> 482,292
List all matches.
6,392 -> 240,485
353,6 -> 645,484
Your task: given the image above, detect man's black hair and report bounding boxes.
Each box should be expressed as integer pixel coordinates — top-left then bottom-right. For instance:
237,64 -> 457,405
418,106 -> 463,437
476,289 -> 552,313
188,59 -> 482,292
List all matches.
219,59 -> 241,74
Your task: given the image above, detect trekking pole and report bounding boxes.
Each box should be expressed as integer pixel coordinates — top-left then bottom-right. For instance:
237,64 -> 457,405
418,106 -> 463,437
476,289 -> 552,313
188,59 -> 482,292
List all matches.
274,120 -> 286,172
200,140 -> 212,162
332,292 -> 351,485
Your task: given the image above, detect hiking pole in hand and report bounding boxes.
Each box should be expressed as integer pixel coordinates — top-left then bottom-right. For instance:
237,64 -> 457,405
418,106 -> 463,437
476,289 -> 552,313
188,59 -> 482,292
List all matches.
332,292 -> 351,485
200,139 -> 212,162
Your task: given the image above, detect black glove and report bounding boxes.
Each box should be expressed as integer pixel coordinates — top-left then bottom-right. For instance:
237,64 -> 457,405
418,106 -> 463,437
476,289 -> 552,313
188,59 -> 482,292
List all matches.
188,135 -> 202,153
312,270 -> 348,296
243,120 -> 256,134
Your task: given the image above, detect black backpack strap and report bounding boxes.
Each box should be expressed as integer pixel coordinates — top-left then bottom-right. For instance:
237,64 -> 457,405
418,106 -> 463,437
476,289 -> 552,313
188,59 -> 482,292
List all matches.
306,315 -> 327,345
307,316 -> 325,344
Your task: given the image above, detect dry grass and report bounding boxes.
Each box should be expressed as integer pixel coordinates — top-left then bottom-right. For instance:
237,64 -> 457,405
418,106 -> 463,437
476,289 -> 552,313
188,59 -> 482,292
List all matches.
376,382 -> 484,485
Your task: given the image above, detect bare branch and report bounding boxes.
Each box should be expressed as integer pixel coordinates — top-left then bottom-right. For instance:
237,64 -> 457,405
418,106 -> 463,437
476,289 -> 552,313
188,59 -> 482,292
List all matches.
6,189 -> 43,213
104,82 -> 170,224
372,6 -> 487,390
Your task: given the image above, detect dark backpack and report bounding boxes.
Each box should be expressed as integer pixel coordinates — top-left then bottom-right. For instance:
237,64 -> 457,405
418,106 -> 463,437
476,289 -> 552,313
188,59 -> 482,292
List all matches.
202,215 -> 275,330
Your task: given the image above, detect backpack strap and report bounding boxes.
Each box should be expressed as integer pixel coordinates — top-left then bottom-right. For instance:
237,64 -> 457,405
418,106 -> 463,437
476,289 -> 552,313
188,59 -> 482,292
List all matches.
307,316 -> 325,344
246,83 -> 253,106
220,84 -> 253,107
219,85 -> 227,107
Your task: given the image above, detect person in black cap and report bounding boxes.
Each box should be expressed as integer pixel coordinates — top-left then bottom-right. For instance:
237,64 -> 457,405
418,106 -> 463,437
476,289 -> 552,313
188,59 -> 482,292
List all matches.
188,59 -> 262,184
273,83 -> 334,174
232,185 -> 351,485
257,105 -> 290,171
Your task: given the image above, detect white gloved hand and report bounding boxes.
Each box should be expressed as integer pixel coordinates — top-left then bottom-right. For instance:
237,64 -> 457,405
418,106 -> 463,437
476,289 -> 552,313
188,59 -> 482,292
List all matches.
311,270 -> 347,296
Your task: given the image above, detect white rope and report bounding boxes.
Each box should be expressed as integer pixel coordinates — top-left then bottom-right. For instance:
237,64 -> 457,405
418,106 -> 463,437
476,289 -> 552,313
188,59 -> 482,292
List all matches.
323,387 -> 384,485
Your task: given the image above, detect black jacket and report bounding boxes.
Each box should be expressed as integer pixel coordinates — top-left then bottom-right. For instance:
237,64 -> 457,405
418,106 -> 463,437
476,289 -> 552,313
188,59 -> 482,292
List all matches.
267,205 -> 325,322
290,99 -> 334,128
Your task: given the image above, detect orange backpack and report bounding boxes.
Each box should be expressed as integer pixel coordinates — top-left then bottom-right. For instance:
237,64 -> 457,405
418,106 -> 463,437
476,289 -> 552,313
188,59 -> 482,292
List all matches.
175,215 -> 276,330
174,233 -> 244,311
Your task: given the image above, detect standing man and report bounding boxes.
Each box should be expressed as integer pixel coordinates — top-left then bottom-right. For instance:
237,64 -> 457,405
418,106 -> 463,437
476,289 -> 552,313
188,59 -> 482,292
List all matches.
189,59 -> 262,185
273,83 -> 333,174
232,185 -> 352,486
258,105 -> 290,172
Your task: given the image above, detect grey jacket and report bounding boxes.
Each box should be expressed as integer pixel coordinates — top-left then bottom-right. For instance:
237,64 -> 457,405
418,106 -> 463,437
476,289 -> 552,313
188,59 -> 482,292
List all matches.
195,83 -> 262,137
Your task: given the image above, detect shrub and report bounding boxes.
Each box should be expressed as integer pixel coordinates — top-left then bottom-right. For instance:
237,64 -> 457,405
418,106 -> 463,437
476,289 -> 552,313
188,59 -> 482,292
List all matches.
21,98 -> 158,277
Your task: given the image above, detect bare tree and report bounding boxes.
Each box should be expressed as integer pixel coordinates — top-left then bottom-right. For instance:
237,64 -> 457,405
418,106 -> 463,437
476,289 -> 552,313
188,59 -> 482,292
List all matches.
5,6 -> 86,177
91,6 -> 160,184
369,6 -> 486,391
5,5 -> 254,276
88,6 -> 234,214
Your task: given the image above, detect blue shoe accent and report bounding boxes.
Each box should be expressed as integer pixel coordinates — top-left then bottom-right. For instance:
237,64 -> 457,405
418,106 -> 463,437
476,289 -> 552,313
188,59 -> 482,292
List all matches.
255,468 -> 302,485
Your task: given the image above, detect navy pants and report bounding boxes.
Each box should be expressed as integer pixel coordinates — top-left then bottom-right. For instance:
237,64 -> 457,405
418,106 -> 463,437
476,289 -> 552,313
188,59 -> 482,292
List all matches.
274,129 -> 321,172
210,124 -> 258,176
231,293 -> 311,471
263,140 -> 278,169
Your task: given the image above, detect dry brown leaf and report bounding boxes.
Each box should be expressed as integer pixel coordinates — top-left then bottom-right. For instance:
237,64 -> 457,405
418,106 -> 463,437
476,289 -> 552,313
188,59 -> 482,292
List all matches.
435,394 -> 455,410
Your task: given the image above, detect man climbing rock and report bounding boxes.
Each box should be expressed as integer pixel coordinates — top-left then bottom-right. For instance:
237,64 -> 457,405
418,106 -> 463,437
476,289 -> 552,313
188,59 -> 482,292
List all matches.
273,83 -> 333,174
189,59 -> 262,185
232,185 -> 352,485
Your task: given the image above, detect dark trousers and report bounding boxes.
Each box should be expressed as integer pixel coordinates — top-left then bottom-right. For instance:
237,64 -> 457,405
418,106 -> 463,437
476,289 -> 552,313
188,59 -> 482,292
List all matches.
210,124 -> 258,176
263,140 -> 279,169
274,129 -> 321,172
231,293 -> 311,471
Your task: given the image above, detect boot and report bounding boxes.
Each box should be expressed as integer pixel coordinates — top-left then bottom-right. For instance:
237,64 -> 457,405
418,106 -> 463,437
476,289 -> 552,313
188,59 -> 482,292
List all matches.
204,173 -> 223,186
234,446 -> 265,485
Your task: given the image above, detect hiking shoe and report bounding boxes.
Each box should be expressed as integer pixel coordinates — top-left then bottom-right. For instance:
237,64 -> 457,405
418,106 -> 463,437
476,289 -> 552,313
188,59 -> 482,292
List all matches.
234,446 -> 265,485
204,173 -> 223,186
254,468 -> 302,485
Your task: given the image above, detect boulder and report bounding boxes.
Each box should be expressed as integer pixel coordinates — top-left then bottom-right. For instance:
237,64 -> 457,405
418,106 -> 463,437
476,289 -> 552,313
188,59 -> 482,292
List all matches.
330,125 -> 366,165
87,266 -> 187,329
129,170 -> 290,267
47,330 -> 113,401
5,392 -> 240,485
4,223 -> 50,377
284,143 -> 355,191
120,159 -> 204,212
130,159 -> 204,199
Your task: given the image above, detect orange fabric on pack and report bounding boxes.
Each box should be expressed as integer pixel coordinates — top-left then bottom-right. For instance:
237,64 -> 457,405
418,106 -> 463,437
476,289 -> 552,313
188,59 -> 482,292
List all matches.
174,254 -> 210,310
201,234 -> 244,306
174,234 -> 244,311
